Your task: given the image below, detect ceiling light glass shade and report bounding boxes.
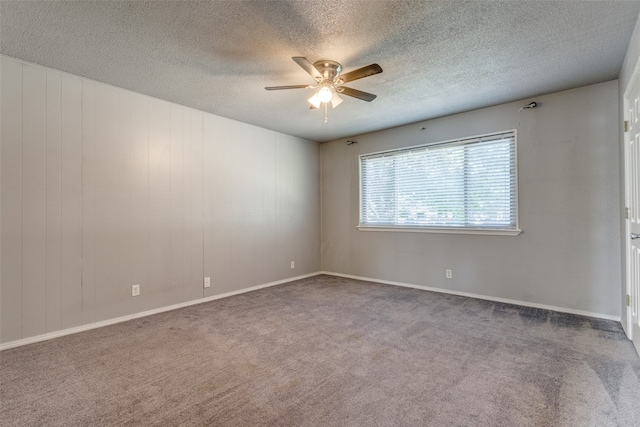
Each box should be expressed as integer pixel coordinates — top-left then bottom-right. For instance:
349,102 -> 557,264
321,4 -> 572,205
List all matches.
331,93 -> 343,108
308,93 -> 321,109
309,87 -> 343,111
317,86 -> 333,103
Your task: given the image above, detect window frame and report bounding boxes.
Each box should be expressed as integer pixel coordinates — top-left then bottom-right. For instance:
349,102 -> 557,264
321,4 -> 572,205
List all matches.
357,130 -> 522,236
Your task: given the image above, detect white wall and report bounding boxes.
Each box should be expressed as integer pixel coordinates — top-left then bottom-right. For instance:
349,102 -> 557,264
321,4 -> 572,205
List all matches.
0,55 -> 320,345
321,80 -> 621,317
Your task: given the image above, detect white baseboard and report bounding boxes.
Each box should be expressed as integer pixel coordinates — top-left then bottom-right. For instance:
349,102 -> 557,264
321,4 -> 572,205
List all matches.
0,272 -> 322,351
321,271 -> 621,322
2,271 -> 621,351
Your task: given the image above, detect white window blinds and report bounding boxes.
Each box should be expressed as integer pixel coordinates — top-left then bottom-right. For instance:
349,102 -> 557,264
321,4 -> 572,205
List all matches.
360,131 -> 517,230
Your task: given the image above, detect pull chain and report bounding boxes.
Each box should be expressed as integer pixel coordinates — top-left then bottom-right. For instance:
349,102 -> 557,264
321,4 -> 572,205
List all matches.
324,103 -> 328,123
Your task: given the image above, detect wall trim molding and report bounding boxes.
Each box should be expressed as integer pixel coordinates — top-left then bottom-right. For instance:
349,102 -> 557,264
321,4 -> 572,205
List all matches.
321,271 -> 622,322
0,272 -> 322,351
2,270 -> 622,351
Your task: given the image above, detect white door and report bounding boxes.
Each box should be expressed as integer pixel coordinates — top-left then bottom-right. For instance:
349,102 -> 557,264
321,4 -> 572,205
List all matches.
625,60 -> 640,356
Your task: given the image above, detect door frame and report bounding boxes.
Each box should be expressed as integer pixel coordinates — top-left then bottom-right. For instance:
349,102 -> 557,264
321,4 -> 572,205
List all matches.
623,55 -> 640,346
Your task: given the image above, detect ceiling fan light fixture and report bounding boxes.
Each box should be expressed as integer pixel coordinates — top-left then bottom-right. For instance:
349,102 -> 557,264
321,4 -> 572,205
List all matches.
268,57 -> 384,122
317,86 -> 333,103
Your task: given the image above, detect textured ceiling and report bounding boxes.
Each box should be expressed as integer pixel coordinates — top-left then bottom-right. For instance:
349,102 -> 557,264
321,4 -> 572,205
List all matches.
1,1 -> 639,142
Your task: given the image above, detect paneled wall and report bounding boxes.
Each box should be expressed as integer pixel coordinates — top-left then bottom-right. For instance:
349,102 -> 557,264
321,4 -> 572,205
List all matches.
0,56 -> 320,344
321,80 -> 621,317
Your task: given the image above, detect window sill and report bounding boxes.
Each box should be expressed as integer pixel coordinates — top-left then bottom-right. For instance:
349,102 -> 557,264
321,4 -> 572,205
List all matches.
356,225 -> 523,236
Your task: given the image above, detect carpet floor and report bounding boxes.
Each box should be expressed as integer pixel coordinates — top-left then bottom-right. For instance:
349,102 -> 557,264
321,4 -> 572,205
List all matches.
1,274 -> 639,426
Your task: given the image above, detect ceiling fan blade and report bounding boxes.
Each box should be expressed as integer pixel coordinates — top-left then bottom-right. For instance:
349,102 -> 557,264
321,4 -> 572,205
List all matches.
337,86 -> 377,102
265,85 -> 310,90
292,57 -> 322,79
338,64 -> 383,83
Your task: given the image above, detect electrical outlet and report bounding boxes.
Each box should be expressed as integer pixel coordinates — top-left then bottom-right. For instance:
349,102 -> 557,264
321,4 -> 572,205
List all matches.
445,269 -> 452,279
290,261 -> 295,269
132,284 -> 140,296
204,277 -> 211,288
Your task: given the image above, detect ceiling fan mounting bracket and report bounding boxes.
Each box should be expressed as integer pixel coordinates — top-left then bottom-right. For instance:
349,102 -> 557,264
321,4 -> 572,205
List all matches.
313,60 -> 342,82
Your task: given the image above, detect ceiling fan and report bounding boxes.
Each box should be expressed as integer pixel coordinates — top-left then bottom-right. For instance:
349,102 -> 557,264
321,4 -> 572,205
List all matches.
265,57 -> 383,123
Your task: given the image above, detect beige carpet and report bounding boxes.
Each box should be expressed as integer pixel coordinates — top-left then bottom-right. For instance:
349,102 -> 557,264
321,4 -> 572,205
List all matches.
1,274 -> 639,426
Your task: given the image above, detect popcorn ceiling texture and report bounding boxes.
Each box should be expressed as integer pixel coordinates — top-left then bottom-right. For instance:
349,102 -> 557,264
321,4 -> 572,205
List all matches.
1,0 -> 639,142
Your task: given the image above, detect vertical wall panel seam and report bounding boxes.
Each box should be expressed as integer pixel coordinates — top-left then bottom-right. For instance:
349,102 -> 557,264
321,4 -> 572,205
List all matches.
182,110 -> 193,289
125,91 -> 131,313
93,86 -> 97,316
118,91 -> 122,312
79,80 -> 84,320
189,112 -> 191,292
146,98 -> 149,295
320,143 -> 324,270
0,60 -> 2,337
45,71 -> 48,329
169,107 -> 174,295
58,75 -> 62,327
19,62 -> 24,338
182,110 -> 185,294
128,93 -> 133,314
201,114 -> 205,297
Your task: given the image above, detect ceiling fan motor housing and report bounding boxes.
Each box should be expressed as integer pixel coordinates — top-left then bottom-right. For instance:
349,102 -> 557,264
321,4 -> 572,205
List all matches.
314,60 -> 342,82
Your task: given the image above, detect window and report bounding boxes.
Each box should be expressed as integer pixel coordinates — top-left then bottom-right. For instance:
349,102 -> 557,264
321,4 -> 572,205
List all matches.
359,130 -> 520,235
